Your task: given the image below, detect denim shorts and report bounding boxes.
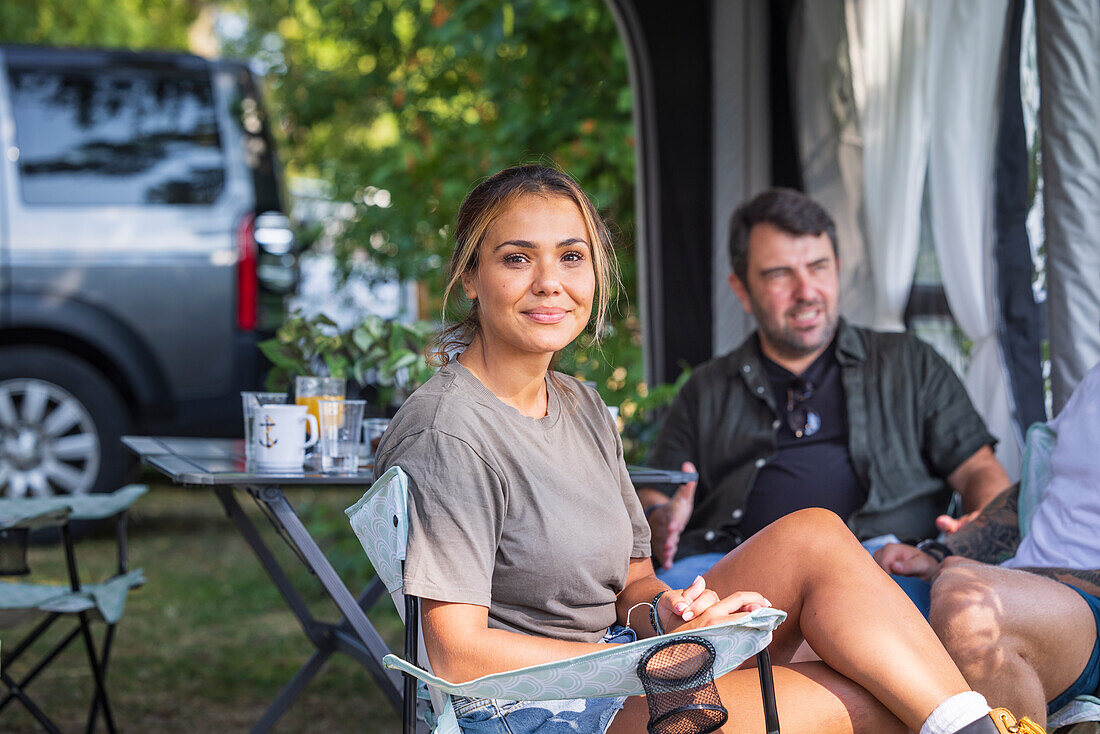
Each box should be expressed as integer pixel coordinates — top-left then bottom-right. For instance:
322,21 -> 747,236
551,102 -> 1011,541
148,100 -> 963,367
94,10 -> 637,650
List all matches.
1048,584 -> 1100,715
452,625 -> 637,734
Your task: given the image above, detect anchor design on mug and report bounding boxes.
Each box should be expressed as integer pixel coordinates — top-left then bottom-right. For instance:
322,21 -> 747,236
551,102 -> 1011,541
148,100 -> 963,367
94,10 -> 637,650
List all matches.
259,416 -> 279,448
252,405 -> 318,470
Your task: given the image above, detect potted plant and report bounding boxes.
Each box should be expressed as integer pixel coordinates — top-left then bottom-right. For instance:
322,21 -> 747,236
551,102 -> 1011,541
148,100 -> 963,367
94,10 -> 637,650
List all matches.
259,310 -> 436,415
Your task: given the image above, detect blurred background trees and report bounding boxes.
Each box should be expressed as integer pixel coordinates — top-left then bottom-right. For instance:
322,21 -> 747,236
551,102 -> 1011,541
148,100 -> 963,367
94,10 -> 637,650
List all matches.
0,0 -> 200,50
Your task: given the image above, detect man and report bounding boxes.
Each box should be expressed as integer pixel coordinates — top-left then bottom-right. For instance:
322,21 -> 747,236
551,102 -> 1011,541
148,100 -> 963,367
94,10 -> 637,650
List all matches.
875,361 -> 1100,730
641,188 -> 1010,591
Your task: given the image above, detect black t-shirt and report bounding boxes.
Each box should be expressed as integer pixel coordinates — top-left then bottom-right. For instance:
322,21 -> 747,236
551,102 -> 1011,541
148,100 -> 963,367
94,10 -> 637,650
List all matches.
736,340 -> 866,539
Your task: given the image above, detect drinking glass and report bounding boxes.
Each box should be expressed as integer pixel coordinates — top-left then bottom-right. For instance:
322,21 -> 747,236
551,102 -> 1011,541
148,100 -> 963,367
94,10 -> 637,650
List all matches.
295,376 -> 346,457
362,417 -> 392,465
318,399 -> 366,473
241,391 -> 288,462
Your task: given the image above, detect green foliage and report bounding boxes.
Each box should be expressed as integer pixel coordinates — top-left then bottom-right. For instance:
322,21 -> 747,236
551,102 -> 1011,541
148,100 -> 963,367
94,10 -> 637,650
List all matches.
233,0 -> 635,294
260,310 -> 436,411
0,0 -> 198,50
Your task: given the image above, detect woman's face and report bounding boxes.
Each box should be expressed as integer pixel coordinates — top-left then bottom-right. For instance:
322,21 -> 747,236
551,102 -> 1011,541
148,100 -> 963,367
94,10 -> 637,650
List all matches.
462,194 -> 595,360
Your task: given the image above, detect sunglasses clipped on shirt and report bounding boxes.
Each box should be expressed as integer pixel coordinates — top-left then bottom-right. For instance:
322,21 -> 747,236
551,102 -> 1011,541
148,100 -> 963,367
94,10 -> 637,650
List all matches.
786,377 -> 819,438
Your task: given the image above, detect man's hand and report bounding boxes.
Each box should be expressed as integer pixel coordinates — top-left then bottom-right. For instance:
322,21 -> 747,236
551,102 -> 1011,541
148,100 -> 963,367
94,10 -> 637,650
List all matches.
647,462 -> 697,570
658,576 -> 769,632
945,445 -> 1009,522
935,509 -> 980,535
873,542 -> 941,583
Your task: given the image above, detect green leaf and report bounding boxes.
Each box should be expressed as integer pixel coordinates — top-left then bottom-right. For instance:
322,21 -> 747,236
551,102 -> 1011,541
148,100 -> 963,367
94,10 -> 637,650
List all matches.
382,350 -> 418,373
258,340 -> 307,373
351,325 -> 377,352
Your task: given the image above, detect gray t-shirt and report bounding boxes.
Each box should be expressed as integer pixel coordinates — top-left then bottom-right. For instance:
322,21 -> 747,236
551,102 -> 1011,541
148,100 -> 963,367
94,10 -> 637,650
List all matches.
375,362 -> 650,643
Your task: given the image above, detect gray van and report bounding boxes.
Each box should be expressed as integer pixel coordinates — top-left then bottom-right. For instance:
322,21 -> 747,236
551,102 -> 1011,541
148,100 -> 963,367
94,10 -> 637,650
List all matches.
0,45 -> 296,497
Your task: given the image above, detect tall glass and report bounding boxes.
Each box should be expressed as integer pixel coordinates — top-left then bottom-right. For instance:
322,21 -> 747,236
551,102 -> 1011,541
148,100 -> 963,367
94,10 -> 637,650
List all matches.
241,391 -> 288,462
318,399 -> 366,473
295,376 -> 346,427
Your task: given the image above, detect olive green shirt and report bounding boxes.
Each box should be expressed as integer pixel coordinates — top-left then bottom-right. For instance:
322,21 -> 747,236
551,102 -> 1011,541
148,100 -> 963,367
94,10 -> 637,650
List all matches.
648,319 -> 996,557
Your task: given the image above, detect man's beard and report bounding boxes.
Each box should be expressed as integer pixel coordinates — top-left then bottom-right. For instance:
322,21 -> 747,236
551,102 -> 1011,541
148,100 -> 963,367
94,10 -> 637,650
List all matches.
754,300 -> 838,360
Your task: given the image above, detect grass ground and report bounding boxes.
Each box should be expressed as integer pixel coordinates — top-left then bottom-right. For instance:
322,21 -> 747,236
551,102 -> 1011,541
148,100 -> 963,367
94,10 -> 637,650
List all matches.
1,478 -> 403,733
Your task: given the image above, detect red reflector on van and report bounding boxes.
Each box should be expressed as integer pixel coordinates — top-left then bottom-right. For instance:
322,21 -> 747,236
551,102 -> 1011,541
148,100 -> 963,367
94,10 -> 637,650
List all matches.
237,212 -> 258,330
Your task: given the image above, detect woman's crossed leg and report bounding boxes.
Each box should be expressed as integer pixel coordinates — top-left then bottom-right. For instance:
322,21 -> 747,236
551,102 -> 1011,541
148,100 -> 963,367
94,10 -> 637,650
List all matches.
613,508 -> 983,733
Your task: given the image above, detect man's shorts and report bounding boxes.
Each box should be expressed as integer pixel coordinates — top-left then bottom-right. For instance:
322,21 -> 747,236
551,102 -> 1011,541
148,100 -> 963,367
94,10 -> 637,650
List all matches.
1048,584 -> 1100,716
452,625 -> 636,734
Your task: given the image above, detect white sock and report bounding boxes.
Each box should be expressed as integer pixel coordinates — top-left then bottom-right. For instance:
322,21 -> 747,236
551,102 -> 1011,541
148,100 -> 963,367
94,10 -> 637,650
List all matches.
919,692 -> 992,734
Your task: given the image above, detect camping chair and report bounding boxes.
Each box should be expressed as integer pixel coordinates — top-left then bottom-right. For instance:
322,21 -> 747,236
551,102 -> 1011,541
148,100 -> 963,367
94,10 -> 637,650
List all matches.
0,485 -> 147,734
1018,425 -> 1100,733
346,467 -> 787,734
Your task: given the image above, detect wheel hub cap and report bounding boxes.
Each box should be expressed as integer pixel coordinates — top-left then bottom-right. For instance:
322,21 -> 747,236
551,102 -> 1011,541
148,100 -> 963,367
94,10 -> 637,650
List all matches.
0,378 -> 100,497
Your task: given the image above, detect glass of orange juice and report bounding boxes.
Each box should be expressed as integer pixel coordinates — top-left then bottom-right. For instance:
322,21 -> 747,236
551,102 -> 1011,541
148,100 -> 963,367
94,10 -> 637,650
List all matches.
295,376 -> 346,432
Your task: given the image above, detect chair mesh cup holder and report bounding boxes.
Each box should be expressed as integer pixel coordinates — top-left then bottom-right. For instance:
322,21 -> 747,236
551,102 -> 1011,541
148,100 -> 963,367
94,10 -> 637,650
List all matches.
638,636 -> 728,734
0,527 -> 31,575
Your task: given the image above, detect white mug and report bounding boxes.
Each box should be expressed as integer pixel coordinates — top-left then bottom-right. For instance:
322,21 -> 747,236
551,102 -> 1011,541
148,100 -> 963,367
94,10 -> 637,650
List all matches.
252,404 -> 319,470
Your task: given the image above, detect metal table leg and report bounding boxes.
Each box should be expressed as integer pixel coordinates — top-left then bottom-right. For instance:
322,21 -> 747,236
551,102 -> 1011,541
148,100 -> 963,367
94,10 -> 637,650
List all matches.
212,485 -> 403,733
213,487 -> 318,638
253,486 -> 402,701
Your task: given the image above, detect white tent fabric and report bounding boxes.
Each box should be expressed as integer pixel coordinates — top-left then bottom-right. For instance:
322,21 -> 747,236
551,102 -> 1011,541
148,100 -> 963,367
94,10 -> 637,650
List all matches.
794,0 -> 875,327
1035,0 -> 1100,412
845,0 -> 932,332
794,0 -> 1022,476
926,0 -> 1021,478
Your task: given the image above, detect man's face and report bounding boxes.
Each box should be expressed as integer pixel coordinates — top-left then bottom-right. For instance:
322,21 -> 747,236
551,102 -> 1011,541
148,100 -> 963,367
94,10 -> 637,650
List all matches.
729,222 -> 840,366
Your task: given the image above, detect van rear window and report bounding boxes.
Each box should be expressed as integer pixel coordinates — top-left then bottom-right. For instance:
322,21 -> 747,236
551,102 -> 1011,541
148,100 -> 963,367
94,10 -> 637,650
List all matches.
7,65 -> 226,206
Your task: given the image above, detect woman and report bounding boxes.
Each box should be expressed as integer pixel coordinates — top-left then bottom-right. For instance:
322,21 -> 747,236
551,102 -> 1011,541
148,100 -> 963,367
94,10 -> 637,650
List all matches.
375,164 -> 1039,734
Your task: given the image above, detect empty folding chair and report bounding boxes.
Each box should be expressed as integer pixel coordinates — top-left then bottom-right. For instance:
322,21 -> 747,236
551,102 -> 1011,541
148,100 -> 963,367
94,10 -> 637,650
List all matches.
0,485 -> 147,734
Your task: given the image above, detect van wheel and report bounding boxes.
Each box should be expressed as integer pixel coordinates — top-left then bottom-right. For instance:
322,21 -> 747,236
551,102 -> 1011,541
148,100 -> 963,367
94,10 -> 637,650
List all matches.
0,347 -> 129,497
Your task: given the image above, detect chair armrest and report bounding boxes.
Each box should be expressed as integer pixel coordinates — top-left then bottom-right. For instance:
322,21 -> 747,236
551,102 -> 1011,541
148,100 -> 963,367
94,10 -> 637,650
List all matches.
0,485 -> 146,527
384,607 -> 786,702
0,505 -> 71,531
63,485 -> 148,521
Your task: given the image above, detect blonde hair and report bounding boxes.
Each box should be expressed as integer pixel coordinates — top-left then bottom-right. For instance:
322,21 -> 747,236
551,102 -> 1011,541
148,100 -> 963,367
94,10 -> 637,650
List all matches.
431,164 -> 620,366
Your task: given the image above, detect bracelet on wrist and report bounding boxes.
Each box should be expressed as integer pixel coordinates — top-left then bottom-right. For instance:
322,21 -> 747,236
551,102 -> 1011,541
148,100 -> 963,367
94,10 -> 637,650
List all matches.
650,591 -> 667,635
916,539 -> 954,563
644,503 -> 667,519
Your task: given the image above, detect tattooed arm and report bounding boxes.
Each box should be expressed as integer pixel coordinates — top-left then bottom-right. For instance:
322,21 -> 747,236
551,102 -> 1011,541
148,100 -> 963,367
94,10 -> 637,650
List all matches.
874,483 -> 1025,580
941,484 -> 1100,593
878,482 -> 1100,591
942,482 -> 1022,564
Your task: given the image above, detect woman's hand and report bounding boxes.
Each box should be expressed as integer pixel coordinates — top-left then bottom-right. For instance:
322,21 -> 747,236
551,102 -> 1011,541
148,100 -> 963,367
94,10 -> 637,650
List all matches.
659,576 -> 769,632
